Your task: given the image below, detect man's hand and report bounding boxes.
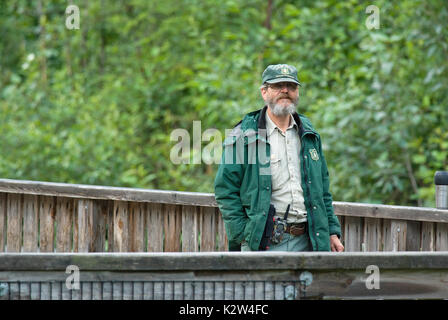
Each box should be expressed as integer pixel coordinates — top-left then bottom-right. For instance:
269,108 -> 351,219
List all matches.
330,235 -> 344,252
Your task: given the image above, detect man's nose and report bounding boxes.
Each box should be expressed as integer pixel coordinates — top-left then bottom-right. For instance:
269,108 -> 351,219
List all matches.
280,86 -> 289,92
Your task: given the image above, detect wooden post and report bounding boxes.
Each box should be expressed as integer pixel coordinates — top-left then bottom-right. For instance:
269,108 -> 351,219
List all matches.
200,207 -> 216,252
113,201 -> 129,252
434,172 -> 448,251
91,200 -> 107,252
77,199 -> 94,252
182,205 -> 199,252
164,204 -> 181,252
391,220 -> 407,251
39,196 -> 55,252
6,194 -> 22,252
363,217 -> 382,251
343,216 -> 362,252
22,195 -> 39,252
129,202 -> 145,252
55,197 -> 74,252
0,193 -> 6,252
422,222 -> 435,251
216,208 -> 228,251
147,203 -> 163,252
435,222 -> 448,251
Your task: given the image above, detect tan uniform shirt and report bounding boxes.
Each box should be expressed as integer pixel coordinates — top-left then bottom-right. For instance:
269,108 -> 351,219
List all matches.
266,111 -> 308,223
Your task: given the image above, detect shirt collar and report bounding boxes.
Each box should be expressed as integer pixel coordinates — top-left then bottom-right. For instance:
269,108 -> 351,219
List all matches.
265,110 -> 298,137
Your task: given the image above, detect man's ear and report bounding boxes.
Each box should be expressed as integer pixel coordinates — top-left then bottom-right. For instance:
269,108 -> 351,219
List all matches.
260,87 -> 268,100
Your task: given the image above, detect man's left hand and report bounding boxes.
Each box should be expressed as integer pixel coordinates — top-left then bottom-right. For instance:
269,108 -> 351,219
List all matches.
330,235 -> 344,252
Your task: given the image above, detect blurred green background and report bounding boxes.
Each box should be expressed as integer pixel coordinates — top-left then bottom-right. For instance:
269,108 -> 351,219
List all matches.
0,0 -> 447,206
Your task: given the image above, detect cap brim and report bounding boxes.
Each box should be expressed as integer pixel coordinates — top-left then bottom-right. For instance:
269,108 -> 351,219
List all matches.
265,77 -> 301,86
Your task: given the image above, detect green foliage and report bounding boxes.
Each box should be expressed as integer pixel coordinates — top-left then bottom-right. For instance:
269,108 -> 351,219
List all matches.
0,0 -> 446,206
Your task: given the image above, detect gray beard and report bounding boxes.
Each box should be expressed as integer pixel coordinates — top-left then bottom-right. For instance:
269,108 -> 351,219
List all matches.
269,102 -> 297,117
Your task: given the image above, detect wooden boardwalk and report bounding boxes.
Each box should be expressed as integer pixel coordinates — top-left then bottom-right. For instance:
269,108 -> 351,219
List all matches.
1,252 -> 448,300
0,178 -> 448,253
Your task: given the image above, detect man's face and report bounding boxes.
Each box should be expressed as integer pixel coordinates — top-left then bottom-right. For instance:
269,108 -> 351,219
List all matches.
261,82 -> 299,117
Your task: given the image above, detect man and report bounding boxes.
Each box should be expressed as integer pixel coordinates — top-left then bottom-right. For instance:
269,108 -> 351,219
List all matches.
214,64 -> 344,252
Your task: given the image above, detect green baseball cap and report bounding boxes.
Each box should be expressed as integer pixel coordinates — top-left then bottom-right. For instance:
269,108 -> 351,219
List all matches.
261,64 -> 301,86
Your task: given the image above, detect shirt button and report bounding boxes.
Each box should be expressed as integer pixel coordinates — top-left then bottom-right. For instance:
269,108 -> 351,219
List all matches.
316,233 -> 320,236
308,181 -> 312,184
313,206 -> 317,210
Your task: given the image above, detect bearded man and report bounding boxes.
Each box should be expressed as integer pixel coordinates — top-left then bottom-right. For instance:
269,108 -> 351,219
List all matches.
214,64 -> 344,252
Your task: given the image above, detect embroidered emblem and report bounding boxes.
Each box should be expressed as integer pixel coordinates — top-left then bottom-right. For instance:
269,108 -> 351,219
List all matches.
309,148 -> 319,161
281,66 -> 289,75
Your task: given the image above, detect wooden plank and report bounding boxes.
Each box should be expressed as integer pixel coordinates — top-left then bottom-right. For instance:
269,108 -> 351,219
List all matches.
391,220 -> 407,251
129,202 -> 145,252
6,194 -> 22,252
421,222 -> 435,251
21,274 -> 448,301
22,194 -> 39,252
382,219 -> 392,251
216,208 -> 228,251
182,205 -> 198,252
337,215 -> 344,241
406,221 -> 421,251
113,201 -> 129,252
200,206 -> 216,252
164,204 -> 181,252
343,216 -> 362,252
2,252 -> 448,272
39,196 -> 55,252
91,200 -> 107,252
106,200 -> 114,252
73,200 -> 79,252
435,223 -> 448,251
147,203 -> 163,252
77,199 -> 94,252
0,178 -> 218,207
3,177 -> 448,224
362,217 -> 382,252
333,201 -> 448,223
55,197 -> 74,252
0,193 -> 6,252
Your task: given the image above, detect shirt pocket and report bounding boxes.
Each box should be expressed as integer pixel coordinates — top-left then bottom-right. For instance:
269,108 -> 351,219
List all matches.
270,155 -> 288,190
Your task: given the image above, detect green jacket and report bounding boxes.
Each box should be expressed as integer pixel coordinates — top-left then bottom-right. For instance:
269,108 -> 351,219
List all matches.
214,106 -> 341,251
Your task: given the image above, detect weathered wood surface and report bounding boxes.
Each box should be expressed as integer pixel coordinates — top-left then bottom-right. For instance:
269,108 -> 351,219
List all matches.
1,252 -> 448,271
0,252 -> 447,300
1,179 -> 448,222
0,178 -> 447,253
0,178 -> 216,207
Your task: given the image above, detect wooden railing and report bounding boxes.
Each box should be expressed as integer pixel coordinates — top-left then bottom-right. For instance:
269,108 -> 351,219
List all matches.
0,178 -> 447,253
1,252 -> 448,300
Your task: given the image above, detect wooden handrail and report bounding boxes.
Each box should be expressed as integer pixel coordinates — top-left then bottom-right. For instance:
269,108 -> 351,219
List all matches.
1,252 -> 448,299
0,178 -> 215,207
0,178 -> 447,222
1,251 -> 448,271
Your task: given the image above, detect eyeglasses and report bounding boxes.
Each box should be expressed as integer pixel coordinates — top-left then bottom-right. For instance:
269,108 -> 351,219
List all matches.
268,82 -> 298,91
